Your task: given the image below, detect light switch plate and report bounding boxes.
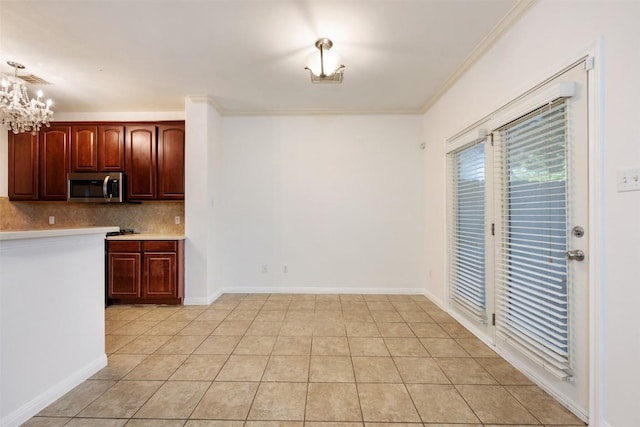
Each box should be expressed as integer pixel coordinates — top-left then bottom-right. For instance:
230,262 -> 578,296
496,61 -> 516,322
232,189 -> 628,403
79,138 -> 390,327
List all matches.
617,168 -> 640,192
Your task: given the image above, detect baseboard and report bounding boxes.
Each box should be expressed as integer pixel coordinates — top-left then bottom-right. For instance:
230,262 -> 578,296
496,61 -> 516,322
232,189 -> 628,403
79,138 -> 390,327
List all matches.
422,287 -> 445,308
498,347 -> 589,423
445,304 -> 590,424
1,354 -> 107,427
184,286 -> 426,305
184,289 -> 223,306
219,286 -> 425,295
184,295 -> 215,305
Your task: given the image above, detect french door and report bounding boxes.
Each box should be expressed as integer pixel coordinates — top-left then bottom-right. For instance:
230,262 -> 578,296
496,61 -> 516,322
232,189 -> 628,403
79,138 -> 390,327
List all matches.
447,62 -> 590,419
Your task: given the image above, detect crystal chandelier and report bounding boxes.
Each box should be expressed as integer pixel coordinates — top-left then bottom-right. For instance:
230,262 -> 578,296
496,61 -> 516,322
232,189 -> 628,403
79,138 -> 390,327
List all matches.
0,61 -> 54,134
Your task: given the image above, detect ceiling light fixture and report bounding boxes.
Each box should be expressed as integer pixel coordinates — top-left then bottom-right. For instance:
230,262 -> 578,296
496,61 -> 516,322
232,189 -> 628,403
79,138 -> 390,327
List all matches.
305,38 -> 345,83
0,61 -> 54,134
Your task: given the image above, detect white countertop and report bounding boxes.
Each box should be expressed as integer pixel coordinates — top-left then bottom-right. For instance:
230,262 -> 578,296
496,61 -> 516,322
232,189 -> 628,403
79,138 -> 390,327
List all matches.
106,233 -> 186,241
0,226 -> 119,241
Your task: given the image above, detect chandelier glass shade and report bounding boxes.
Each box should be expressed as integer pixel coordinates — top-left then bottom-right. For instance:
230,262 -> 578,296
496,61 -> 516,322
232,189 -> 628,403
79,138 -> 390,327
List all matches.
0,61 -> 53,134
305,38 -> 345,83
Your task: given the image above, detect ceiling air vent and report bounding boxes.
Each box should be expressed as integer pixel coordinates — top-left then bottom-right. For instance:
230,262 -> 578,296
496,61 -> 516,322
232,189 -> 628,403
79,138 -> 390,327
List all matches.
17,74 -> 51,85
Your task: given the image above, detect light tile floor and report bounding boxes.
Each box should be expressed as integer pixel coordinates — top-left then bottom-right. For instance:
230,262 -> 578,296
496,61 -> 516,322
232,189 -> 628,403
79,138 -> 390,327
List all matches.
24,293 -> 586,426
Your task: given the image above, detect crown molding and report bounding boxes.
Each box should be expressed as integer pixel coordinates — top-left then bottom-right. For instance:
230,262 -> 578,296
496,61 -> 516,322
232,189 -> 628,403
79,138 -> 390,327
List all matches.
221,107 -> 423,117
185,95 -> 224,113
421,0 -> 537,114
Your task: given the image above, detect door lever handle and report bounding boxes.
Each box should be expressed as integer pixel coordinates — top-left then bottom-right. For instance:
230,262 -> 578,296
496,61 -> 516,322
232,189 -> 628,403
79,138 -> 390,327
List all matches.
565,250 -> 585,261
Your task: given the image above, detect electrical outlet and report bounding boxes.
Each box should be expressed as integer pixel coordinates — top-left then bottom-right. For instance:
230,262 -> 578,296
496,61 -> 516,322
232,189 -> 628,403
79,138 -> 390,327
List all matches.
261,264 -> 268,273
48,216 -> 55,225
617,168 -> 640,192
174,216 -> 181,225
283,265 -> 288,273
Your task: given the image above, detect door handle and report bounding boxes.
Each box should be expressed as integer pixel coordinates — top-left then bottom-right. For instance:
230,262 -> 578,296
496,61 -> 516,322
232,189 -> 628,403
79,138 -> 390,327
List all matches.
565,250 -> 585,261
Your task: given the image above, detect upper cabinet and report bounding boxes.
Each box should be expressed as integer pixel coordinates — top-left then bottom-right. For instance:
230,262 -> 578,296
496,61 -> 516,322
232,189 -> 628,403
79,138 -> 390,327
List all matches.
71,125 -> 125,172
9,126 -> 72,201
71,125 -> 98,172
125,123 -> 185,201
8,132 -> 39,200
126,125 -> 157,200
40,125 -> 70,201
8,121 -> 184,202
98,125 -> 125,172
157,125 -> 185,200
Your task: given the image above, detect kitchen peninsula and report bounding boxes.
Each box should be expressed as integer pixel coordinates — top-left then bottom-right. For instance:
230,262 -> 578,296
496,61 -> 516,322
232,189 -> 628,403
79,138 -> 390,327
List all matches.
0,227 -> 117,427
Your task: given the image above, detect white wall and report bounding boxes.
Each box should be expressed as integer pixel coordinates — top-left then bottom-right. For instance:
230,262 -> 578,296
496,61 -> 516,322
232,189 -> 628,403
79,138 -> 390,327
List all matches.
214,114 -> 425,293
0,229 -> 114,427
184,98 -> 222,304
422,1 -> 640,426
208,104 -> 224,299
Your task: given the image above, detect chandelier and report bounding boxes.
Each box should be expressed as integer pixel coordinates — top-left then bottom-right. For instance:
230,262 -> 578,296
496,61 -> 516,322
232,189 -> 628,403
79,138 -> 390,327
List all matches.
305,38 -> 345,83
0,61 -> 54,134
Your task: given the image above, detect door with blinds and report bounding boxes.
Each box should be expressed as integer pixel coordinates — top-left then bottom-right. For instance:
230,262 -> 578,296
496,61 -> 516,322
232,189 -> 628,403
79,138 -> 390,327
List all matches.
493,62 -> 589,416
447,61 -> 590,418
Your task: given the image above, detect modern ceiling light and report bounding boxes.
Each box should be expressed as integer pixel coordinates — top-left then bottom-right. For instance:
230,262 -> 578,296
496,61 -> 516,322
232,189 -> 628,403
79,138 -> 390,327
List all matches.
305,38 -> 345,83
0,61 -> 54,134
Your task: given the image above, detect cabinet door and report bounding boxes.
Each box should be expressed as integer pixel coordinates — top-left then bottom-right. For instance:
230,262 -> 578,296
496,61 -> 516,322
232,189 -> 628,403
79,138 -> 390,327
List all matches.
98,125 -> 125,171
125,125 -> 156,200
8,131 -> 39,200
108,252 -> 141,298
71,125 -> 98,172
157,125 -> 185,200
142,252 -> 177,299
40,126 -> 70,200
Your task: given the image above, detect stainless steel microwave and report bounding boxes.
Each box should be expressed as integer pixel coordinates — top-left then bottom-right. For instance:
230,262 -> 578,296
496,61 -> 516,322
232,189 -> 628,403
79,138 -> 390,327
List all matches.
67,172 -> 125,203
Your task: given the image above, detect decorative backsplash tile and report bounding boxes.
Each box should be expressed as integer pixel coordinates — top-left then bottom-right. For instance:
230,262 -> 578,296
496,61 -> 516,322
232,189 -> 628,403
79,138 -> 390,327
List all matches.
0,197 -> 185,234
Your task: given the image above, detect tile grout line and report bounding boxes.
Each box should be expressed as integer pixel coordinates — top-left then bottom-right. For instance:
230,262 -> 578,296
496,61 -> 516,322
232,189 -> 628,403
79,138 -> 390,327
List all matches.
347,300 -> 370,425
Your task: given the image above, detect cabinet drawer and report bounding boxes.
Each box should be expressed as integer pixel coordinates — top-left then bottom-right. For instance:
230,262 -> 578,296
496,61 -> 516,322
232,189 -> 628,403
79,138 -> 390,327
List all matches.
108,240 -> 141,252
142,240 -> 177,252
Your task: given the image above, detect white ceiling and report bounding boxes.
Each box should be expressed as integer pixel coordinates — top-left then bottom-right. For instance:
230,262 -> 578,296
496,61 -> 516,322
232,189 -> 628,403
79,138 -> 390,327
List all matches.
0,0 -> 523,115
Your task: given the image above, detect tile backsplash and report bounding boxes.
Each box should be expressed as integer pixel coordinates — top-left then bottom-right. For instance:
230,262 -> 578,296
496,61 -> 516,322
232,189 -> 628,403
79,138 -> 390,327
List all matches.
0,197 -> 185,234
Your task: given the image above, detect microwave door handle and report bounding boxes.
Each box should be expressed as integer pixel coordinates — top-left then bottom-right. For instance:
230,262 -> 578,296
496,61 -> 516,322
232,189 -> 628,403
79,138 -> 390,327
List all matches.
102,175 -> 111,202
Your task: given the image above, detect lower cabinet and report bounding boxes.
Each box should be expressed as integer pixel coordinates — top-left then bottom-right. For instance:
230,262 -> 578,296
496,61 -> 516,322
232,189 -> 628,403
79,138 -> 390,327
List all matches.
107,239 -> 184,305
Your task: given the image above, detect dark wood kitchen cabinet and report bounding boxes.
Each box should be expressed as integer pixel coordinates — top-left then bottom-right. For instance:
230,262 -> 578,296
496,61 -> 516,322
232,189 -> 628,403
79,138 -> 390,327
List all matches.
125,125 -> 157,200
108,241 -> 142,299
39,125 -> 70,200
107,239 -> 184,305
71,125 -> 125,172
8,120 -> 183,201
8,132 -> 39,200
98,125 -> 125,171
8,125 -> 72,201
71,125 -> 98,172
142,241 -> 180,301
157,124 -> 185,200
125,123 -> 185,201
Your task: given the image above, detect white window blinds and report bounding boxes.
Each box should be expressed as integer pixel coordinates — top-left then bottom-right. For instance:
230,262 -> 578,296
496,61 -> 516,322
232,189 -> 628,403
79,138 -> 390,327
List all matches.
448,142 -> 486,321
493,99 -> 571,379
